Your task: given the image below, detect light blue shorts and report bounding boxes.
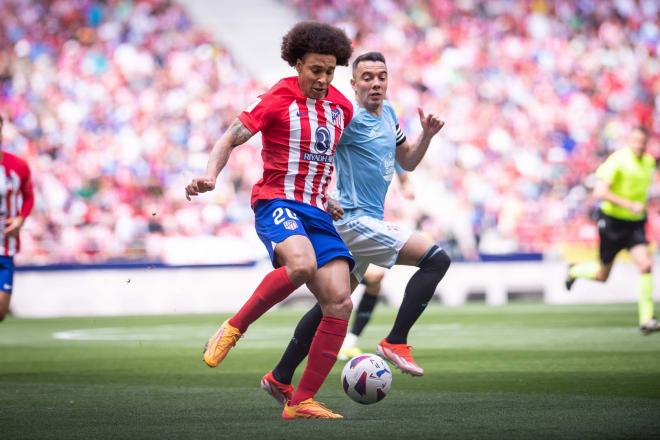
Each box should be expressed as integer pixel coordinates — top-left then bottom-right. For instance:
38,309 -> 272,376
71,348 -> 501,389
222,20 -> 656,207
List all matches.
334,216 -> 412,282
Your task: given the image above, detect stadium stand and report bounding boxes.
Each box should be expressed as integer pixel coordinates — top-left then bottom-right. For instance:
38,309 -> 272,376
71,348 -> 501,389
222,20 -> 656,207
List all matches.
1,0 -> 658,265
287,0 -> 660,259
1,0 -> 264,264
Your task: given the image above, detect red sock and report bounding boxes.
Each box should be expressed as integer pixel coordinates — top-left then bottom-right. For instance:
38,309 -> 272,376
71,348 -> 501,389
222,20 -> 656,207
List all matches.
290,316 -> 348,405
228,267 -> 298,333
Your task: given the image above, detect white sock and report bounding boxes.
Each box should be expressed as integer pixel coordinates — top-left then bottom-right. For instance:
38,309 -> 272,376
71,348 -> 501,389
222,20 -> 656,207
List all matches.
341,333 -> 359,350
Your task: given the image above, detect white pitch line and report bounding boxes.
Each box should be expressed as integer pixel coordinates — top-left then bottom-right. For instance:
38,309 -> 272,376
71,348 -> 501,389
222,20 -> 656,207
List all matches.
52,323 -> 463,342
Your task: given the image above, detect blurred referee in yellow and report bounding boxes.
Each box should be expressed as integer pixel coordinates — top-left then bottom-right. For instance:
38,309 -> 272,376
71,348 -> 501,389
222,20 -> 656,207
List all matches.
566,127 -> 659,335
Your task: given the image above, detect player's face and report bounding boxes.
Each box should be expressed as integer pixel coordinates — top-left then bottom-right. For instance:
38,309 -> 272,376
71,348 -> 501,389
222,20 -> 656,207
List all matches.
629,128 -> 648,157
296,53 -> 337,100
351,61 -> 388,112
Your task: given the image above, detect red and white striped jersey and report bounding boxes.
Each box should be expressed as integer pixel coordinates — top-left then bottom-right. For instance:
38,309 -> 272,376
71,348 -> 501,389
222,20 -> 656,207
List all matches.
238,77 -> 353,210
0,151 -> 34,256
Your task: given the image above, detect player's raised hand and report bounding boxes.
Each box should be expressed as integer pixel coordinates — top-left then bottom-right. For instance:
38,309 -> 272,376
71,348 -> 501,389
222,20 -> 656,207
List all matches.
185,176 -> 216,201
418,108 -> 444,137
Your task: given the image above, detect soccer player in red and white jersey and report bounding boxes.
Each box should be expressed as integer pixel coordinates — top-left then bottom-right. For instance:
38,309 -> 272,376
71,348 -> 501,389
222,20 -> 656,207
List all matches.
0,115 -> 34,321
185,22 -> 354,419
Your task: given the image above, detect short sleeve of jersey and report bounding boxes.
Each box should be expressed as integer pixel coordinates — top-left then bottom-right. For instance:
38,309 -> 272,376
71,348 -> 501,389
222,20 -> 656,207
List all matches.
238,93 -> 276,134
595,151 -> 620,184
384,101 -> 406,146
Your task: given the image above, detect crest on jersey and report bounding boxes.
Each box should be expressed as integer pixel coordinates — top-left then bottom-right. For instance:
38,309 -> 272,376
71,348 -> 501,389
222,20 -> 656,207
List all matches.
313,126 -> 332,154
284,220 -> 298,230
331,108 -> 341,122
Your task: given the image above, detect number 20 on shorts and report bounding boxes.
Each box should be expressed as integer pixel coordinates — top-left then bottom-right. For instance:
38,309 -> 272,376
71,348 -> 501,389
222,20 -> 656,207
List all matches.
272,207 -> 299,225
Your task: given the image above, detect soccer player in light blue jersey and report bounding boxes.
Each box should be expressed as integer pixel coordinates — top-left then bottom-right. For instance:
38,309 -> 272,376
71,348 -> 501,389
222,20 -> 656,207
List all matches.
337,164 -> 413,361
260,52 -> 450,405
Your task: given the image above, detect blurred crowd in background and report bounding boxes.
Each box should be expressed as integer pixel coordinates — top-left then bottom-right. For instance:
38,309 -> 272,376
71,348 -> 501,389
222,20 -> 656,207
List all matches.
1,0 -> 659,265
1,0 -> 264,264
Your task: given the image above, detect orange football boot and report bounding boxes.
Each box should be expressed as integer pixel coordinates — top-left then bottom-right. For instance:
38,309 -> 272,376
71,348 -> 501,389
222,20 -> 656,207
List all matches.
202,319 -> 242,367
282,399 -> 343,420
376,338 -> 424,376
260,371 -> 294,406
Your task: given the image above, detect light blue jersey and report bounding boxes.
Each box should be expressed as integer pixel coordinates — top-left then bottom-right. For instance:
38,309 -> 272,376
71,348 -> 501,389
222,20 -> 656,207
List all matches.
334,100 -> 406,224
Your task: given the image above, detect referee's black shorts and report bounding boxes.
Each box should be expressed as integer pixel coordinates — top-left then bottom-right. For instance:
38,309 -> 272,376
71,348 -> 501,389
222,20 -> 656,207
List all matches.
597,210 -> 648,264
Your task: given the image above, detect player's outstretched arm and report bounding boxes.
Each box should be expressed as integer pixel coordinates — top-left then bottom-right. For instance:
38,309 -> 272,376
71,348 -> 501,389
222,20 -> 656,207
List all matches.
185,118 -> 254,200
396,108 -> 444,171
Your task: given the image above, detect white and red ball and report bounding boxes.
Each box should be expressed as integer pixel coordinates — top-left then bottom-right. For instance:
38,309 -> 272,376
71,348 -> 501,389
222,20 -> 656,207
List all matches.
341,354 -> 392,404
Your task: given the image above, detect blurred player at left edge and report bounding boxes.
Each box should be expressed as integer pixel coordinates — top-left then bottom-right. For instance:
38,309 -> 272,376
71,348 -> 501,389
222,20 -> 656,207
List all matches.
0,115 -> 35,321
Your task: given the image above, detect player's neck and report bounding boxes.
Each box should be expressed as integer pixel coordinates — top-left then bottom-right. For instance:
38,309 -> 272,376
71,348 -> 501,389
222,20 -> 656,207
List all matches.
362,103 -> 383,116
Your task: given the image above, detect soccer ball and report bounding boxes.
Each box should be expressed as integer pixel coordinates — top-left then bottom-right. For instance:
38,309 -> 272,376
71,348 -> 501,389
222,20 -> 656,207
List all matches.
341,354 -> 392,404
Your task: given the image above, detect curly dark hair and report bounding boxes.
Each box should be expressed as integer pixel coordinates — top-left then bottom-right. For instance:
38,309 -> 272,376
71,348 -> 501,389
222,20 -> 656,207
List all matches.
281,21 -> 353,67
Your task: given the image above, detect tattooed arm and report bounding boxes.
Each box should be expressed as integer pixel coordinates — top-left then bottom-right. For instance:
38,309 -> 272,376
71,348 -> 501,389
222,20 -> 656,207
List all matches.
185,118 -> 255,200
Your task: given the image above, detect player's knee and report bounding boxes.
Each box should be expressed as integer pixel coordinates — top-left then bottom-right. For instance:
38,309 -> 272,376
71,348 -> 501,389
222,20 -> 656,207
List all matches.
366,270 -> 385,284
334,295 -> 353,318
364,277 -> 382,294
286,259 -> 317,285
322,294 -> 353,319
418,246 -> 451,277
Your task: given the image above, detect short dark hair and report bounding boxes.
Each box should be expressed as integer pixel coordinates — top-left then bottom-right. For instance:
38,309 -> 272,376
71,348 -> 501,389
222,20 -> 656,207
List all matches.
281,21 -> 353,67
352,52 -> 387,72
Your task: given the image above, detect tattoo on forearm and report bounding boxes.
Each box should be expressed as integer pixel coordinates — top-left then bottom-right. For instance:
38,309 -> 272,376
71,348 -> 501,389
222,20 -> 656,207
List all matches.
228,119 -> 253,146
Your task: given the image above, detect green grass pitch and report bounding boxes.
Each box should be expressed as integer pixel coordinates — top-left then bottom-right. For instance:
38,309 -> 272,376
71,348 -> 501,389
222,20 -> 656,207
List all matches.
1,303 -> 659,439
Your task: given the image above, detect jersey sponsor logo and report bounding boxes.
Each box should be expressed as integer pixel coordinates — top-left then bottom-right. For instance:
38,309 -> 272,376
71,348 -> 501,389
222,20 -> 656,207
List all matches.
313,126 -> 332,154
3,283 -> 11,290
380,151 -> 395,182
283,220 -> 298,230
303,152 -> 333,163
